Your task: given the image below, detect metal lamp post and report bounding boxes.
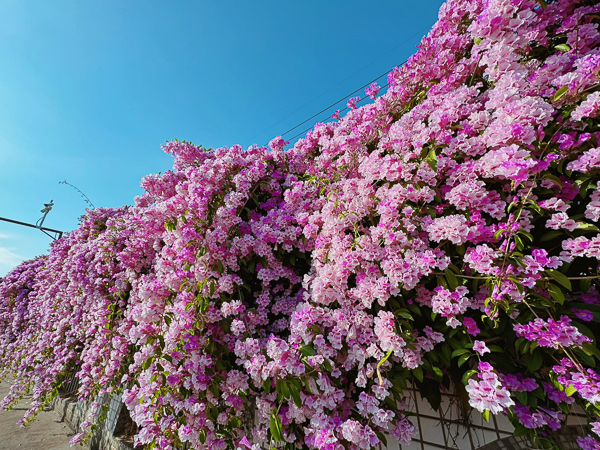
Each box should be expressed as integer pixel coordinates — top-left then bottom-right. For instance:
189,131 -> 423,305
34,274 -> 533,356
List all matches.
0,200 -> 64,240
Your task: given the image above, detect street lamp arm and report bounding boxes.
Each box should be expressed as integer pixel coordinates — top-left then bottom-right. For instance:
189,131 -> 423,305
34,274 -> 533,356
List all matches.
0,216 -> 64,240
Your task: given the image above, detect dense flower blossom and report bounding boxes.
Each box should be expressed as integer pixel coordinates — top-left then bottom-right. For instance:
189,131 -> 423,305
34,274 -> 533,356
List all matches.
465,363 -> 514,414
513,404 -> 562,430
514,316 -> 591,349
553,358 -> 600,405
2,0 -> 600,447
578,435 -> 600,450
544,382 -> 575,405
572,91 -> 600,121
502,374 -> 537,393
567,147 -> 600,173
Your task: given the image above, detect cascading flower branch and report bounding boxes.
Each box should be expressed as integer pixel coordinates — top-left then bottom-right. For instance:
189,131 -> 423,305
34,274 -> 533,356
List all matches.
2,0 -> 600,449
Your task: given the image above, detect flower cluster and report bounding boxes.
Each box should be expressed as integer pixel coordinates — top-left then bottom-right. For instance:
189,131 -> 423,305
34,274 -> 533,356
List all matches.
514,316 -> 591,349
466,363 -> 514,414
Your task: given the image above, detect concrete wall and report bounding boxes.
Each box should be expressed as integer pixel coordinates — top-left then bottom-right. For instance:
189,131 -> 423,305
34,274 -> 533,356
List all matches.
54,378 -> 586,450
52,389 -> 131,450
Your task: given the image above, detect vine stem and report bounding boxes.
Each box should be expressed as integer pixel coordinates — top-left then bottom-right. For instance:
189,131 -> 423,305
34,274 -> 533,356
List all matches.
59,180 -> 96,209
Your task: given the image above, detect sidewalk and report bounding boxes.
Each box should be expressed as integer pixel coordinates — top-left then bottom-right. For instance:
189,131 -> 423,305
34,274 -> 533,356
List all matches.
0,381 -> 85,450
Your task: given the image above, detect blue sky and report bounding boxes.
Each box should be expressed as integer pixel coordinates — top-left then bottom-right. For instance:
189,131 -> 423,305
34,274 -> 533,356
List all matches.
0,0 -> 443,276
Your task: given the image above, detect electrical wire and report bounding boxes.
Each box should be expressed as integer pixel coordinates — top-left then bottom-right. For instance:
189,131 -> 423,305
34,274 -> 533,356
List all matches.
244,24 -> 433,147
285,81 -> 391,143
279,71 -> 392,138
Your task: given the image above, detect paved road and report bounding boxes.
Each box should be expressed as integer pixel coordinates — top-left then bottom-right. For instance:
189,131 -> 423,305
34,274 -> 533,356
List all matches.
0,381 -> 85,450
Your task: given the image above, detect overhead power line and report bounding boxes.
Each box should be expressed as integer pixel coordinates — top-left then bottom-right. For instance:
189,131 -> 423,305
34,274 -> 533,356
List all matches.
245,24 -> 433,147
279,71 -> 391,138
285,81 -> 391,143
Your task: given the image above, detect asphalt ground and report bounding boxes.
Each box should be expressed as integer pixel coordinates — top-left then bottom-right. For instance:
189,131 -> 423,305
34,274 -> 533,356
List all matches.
0,381 -> 86,450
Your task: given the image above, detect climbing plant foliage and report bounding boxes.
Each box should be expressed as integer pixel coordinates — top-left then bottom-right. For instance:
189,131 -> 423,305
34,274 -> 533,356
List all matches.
2,0 -> 600,448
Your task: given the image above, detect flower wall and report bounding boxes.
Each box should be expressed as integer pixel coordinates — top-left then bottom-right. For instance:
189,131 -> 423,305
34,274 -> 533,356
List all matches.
2,0 -> 600,448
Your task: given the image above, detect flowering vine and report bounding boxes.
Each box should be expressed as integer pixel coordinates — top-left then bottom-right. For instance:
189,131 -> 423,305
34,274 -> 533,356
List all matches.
2,0 -> 600,449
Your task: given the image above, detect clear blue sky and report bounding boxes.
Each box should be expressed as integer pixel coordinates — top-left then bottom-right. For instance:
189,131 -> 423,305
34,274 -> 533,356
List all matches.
0,0 -> 443,276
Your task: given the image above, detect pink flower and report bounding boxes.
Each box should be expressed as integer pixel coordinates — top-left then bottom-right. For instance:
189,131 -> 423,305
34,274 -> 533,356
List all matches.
572,91 -> 600,120
365,82 -> 381,100
426,215 -> 475,245
465,370 -> 514,414
567,148 -> 600,173
473,340 -> 490,355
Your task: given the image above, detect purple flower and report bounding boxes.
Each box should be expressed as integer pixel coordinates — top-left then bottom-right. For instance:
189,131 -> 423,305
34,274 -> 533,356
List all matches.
573,308 -> 594,322
463,317 -> 480,336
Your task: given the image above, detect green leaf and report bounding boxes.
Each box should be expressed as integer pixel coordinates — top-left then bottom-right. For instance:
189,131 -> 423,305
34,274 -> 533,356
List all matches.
270,413 -> 284,442
540,230 -> 563,242
275,379 -> 283,402
374,430 -> 388,447
262,379 -> 271,394
452,348 -> 471,358
513,234 -> 524,251
413,366 -> 424,383
579,178 -> 592,199
508,277 -> 524,294
462,369 -> 478,385
555,44 -> 571,53
546,269 -> 572,291
445,269 -> 459,290
395,309 -> 414,321
582,342 -> 600,360
437,275 -> 448,290
513,424 -> 528,437
458,353 -> 471,368
553,86 -> 570,101
431,366 -> 443,381
513,391 -> 527,406
299,345 -> 315,357
407,303 -> 422,317
424,148 -> 438,171
281,380 -> 291,399
527,351 -> 542,373
482,410 -> 490,422
542,173 -> 563,190
548,283 -> 565,305
565,384 -> 577,397
289,384 -> 302,408
142,357 -> 154,370
474,37 -> 483,45
580,277 -> 592,292
208,280 -> 216,296
577,222 -> 600,232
